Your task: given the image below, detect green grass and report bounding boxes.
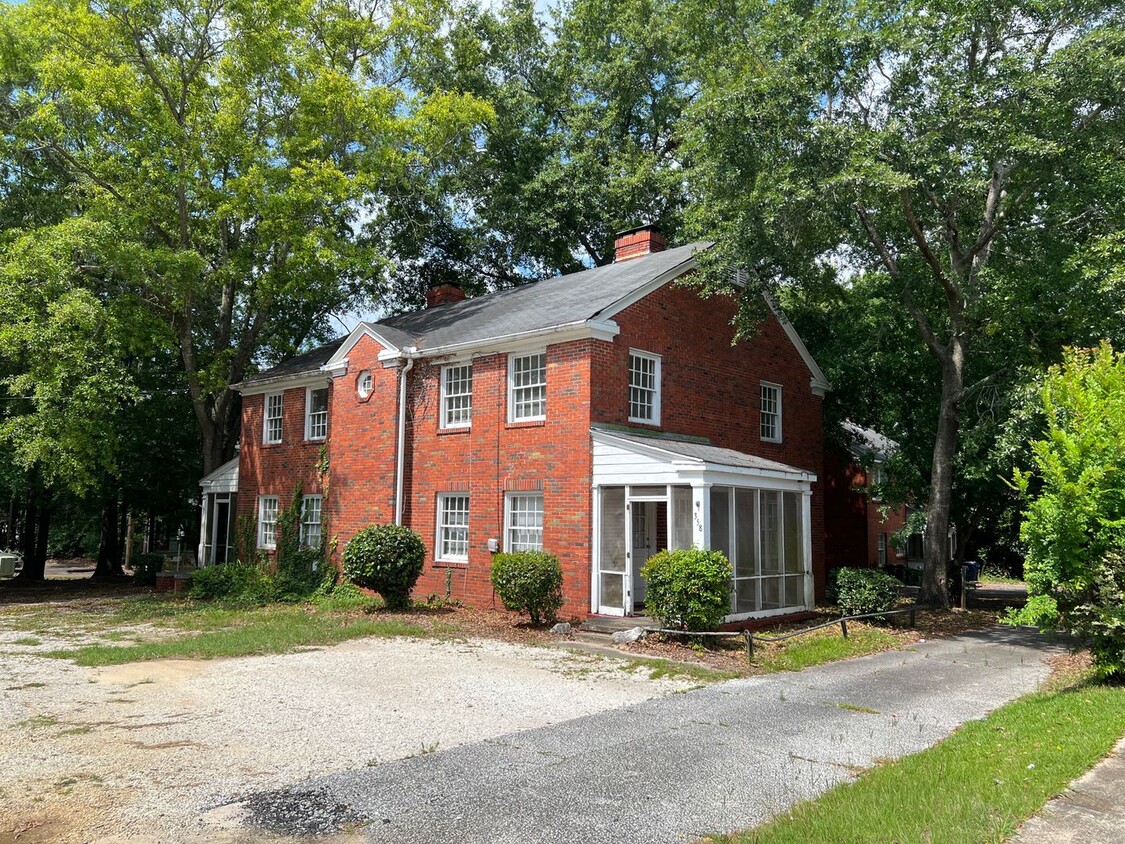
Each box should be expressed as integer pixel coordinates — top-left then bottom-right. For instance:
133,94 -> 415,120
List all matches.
836,702 -> 881,715
42,604 -> 428,666
979,574 -> 1027,586
11,636 -> 43,646
757,628 -> 901,672
714,680 -> 1125,844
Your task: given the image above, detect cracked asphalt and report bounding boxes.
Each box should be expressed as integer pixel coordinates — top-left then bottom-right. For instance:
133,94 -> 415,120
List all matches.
240,627 -> 1069,843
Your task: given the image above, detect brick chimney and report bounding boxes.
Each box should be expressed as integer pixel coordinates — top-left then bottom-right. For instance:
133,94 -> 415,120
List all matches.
424,282 -> 466,308
614,225 -> 667,262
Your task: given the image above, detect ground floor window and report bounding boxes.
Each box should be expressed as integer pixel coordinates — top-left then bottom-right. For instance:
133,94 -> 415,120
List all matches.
301,495 -> 323,549
258,496 -> 279,550
878,532 -> 887,565
505,493 -> 543,552
437,494 -> 470,562
709,487 -> 806,615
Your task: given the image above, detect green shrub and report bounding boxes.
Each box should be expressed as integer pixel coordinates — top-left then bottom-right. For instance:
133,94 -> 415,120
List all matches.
489,551 -> 563,625
131,553 -> 165,587
342,524 -> 426,610
835,567 -> 902,618
1050,551 -> 1125,679
190,561 -> 274,605
641,549 -> 732,632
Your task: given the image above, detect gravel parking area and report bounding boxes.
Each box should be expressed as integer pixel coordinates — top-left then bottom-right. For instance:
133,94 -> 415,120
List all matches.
0,629 -> 693,843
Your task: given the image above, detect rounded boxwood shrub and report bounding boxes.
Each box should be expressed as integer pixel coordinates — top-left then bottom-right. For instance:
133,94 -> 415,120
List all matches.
641,549 -> 732,632
835,567 -> 902,618
489,551 -> 563,625
342,524 -> 426,610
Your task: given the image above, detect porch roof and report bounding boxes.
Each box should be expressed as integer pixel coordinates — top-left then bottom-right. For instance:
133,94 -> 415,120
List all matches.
199,457 -> 239,494
591,427 -> 816,484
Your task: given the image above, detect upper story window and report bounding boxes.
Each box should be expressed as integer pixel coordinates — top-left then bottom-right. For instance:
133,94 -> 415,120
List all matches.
871,463 -> 886,499
628,350 -> 661,424
509,352 -> 546,422
258,495 -> 279,549
301,495 -> 323,549
263,394 -> 283,444
441,363 -> 473,429
306,387 -> 328,441
760,382 -> 782,442
437,493 -> 470,563
505,493 -> 544,552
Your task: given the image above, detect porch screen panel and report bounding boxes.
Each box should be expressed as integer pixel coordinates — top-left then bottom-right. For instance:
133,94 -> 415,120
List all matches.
710,487 -> 731,559
760,491 -> 782,576
672,486 -> 693,550
599,488 -> 627,608
734,488 -> 760,613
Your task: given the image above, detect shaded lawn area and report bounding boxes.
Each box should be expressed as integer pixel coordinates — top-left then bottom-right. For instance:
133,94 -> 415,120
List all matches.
709,662 -> 1125,844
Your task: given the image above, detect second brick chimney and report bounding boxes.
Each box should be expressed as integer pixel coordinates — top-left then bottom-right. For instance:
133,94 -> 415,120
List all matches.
424,282 -> 466,308
614,225 -> 667,262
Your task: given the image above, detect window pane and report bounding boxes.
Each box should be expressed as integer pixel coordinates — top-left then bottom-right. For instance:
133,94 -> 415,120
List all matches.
735,488 -> 759,578
601,572 -> 624,607
760,383 -> 780,440
511,354 -> 546,420
443,365 -> 473,427
629,486 -> 666,498
784,574 -> 806,608
439,495 -> 470,561
760,491 -> 782,575
307,388 -> 328,439
629,353 -> 658,422
507,493 -> 543,552
783,492 -> 803,573
761,576 -> 783,610
735,578 -> 758,614
301,496 -> 322,548
265,394 -> 283,443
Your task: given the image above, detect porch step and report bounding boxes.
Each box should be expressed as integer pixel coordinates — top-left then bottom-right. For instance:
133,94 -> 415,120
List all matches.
580,615 -> 655,635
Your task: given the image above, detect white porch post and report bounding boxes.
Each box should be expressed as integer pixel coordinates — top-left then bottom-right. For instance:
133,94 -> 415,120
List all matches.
802,487 -> 814,610
590,485 -> 601,614
197,493 -> 210,568
692,483 -> 709,549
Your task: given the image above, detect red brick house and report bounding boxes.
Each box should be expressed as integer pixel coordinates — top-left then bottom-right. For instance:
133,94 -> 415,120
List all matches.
822,421 -> 911,573
199,227 -> 834,622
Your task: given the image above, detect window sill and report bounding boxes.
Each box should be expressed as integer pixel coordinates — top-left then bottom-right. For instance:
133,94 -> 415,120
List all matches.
437,426 -> 471,436
506,419 -> 545,429
433,560 -> 468,568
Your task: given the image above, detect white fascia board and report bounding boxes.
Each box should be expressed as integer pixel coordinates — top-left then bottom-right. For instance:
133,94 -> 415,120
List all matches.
235,370 -> 332,397
589,255 -> 703,322
323,322 -> 404,372
408,320 -> 620,360
761,292 -> 832,396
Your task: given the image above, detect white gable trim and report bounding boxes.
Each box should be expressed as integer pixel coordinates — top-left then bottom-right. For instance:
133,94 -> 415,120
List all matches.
763,293 -> 832,397
590,253 -> 703,322
235,370 -> 332,396
322,322 -> 404,374
199,457 -> 239,494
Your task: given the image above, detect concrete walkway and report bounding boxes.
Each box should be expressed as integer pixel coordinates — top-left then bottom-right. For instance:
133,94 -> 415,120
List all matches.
238,627 -> 1068,843
1012,737 -> 1125,843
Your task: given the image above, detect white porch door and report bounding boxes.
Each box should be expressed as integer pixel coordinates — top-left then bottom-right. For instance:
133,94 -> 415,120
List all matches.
631,501 -> 658,606
597,488 -> 629,615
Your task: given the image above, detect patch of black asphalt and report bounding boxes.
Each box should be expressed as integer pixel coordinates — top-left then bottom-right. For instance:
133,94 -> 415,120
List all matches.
235,627 -> 1069,844
240,786 -> 370,836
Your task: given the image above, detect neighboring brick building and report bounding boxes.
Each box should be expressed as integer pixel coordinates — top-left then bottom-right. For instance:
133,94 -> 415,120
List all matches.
200,227 -> 835,622
822,421 -> 910,573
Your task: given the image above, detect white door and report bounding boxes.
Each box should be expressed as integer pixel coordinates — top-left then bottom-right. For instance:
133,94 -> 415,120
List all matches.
631,501 -> 656,606
597,488 -> 628,615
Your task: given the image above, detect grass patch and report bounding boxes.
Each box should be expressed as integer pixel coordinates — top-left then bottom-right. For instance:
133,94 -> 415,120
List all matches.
15,715 -> 59,729
6,681 -> 47,690
11,636 -> 43,646
836,702 -> 881,715
623,657 -> 741,684
757,627 -> 900,673
713,678 -> 1125,844
45,605 -> 428,666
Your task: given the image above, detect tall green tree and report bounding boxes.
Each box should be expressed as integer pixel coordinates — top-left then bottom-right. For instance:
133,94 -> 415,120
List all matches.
684,0 -> 1125,605
0,0 -> 488,474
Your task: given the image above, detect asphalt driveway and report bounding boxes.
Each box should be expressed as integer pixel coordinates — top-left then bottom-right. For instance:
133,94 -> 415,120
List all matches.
239,627 -> 1069,843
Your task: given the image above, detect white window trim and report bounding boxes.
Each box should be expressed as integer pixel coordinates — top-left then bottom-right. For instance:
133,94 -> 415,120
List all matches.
263,393 -> 283,445
877,532 -> 888,565
356,370 -> 373,400
440,362 -> 473,430
257,495 -> 279,550
504,492 -> 544,553
627,349 -> 662,425
305,386 -> 329,441
436,493 -> 470,563
301,494 -> 323,549
507,350 -> 547,423
760,381 -> 783,443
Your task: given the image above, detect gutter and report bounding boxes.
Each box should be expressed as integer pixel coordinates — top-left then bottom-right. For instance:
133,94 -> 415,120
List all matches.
394,347 -> 418,525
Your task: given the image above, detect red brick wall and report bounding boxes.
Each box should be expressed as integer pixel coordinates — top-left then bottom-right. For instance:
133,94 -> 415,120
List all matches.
236,383 -> 330,553
597,283 -> 827,597
823,445 -> 908,571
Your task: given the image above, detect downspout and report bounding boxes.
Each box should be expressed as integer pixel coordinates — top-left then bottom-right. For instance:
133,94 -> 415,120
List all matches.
394,349 -> 417,525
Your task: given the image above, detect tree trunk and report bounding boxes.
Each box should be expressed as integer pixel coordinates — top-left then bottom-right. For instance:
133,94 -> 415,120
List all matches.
919,341 -> 965,608
16,496 -> 43,581
94,493 -> 121,580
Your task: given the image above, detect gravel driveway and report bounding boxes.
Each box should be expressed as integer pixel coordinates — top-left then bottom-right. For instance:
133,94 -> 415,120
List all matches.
0,630 -> 692,843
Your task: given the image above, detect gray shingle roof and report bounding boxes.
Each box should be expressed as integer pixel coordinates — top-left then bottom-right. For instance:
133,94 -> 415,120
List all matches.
374,242 -> 710,351
841,421 -> 899,461
240,337 -> 345,386
593,426 -> 814,478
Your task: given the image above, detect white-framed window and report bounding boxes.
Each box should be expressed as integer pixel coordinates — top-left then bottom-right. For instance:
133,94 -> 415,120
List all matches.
628,350 -> 661,424
509,352 -> 546,422
263,393 -> 283,444
441,363 -> 473,429
305,387 -> 328,441
760,382 -> 782,442
301,495 -> 323,549
437,494 -> 470,562
505,493 -> 544,552
357,370 -> 373,399
258,495 -> 279,549
877,532 -> 887,565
